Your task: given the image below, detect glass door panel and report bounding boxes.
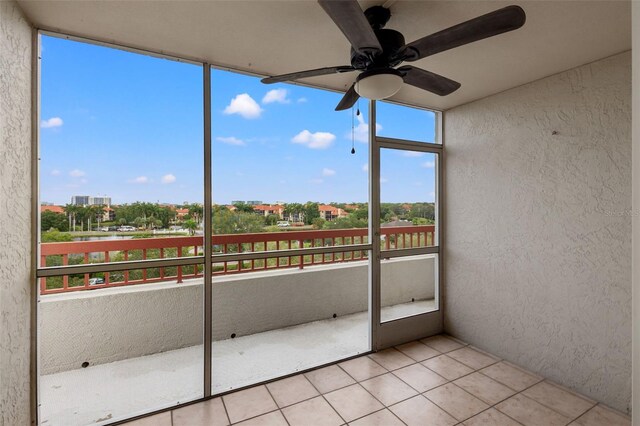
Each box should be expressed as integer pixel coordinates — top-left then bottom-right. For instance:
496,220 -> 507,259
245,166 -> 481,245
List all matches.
377,144 -> 440,331
381,253 -> 439,322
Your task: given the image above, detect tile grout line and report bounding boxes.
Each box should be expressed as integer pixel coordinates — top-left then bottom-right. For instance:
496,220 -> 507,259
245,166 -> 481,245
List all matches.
218,394 -> 233,426
392,347 -> 532,425
489,373 -> 575,426
423,380 -> 493,423
302,368 -> 350,426
261,384 -> 291,426
570,404 -> 602,426
516,381 -> 597,424
334,357 -> 411,425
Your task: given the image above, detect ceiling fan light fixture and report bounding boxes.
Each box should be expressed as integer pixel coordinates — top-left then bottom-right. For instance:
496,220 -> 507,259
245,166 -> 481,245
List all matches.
355,68 -> 403,100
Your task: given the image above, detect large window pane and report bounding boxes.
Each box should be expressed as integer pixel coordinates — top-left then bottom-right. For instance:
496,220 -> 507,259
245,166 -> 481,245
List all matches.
38,35 -> 204,424
210,69 -> 370,393
376,101 -> 438,143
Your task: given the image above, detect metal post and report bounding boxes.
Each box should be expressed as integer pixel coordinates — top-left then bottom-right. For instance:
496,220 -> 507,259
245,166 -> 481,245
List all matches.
368,100 -> 381,351
203,64 -> 213,397
30,29 -> 41,426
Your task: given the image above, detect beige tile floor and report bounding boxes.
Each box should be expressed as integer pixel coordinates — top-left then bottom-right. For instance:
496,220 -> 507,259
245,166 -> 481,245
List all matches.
124,335 -> 630,426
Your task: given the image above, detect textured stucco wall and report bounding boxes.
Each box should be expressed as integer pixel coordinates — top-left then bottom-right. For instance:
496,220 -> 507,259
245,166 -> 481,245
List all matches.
40,256 -> 435,374
631,4 -> 639,422
0,1 -> 32,425
444,52 -> 631,413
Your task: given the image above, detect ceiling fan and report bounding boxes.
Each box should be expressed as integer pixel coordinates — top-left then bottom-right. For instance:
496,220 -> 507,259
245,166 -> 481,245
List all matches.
261,0 -> 526,111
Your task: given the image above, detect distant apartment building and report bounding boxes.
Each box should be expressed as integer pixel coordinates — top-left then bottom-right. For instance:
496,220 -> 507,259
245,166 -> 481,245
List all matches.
253,204 -> 284,218
319,205 -> 347,221
102,207 -> 116,222
175,208 -> 189,220
232,200 -> 262,206
71,195 -> 111,207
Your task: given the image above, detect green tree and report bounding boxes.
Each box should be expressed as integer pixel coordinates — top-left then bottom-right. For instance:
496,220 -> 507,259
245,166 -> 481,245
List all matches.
233,203 -> 255,213
303,202 -> 320,225
183,219 -> 198,236
213,209 -> 265,234
312,217 -> 326,229
187,203 -> 204,223
63,204 -> 79,231
352,206 -> 368,221
265,214 -> 279,226
41,211 -> 69,232
408,203 -> 435,222
283,203 -> 304,223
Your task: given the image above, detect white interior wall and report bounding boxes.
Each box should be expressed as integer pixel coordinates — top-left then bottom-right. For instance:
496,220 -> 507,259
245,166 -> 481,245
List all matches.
444,51 -> 632,413
0,1 -> 32,424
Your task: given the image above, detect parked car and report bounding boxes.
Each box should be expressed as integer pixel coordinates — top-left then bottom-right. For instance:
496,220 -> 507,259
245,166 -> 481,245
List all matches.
88,277 -> 105,286
117,226 -> 136,232
98,227 -> 109,232
277,221 -> 290,227
107,226 -> 118,231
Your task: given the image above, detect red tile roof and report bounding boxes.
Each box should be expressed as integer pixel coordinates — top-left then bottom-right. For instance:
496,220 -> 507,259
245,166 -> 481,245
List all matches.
40,205 -> 64,214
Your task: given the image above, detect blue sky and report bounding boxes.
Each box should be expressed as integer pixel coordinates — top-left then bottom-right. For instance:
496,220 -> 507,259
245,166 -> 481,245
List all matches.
40,35 -> 437,206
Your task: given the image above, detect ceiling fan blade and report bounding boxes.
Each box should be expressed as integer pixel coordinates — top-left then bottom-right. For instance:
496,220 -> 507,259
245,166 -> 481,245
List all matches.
398,66 -> 461,96
335,84 -> 359,111
262,66 -> 355,84
318,0 -> 383,57
400,5 -> 526,62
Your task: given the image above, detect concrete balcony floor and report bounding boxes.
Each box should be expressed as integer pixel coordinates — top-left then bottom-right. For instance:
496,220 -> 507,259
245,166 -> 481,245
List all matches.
40,300 -> 435,426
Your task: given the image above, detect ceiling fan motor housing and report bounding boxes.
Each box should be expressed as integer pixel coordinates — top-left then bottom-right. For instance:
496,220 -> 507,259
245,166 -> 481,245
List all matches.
350,28 -> 406,70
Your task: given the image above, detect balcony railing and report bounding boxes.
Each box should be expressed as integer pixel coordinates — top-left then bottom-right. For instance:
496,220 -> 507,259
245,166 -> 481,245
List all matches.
39,225 -> 435,294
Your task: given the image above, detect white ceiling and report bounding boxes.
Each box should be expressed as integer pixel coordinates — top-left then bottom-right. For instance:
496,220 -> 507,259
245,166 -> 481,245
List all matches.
17,0 -> 631,110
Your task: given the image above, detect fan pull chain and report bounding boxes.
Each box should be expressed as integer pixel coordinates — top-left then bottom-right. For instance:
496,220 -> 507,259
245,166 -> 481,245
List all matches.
351,105 -> 356,154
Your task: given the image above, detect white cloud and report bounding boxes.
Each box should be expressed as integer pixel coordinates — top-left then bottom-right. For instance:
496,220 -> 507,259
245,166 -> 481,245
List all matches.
362,164 -> 368,172
50,169 -> 61,176
309,178 -> 324,184
351,114 -> 382,143
297,97 -> 308,103
322,168 -> 336,177
403,151 -> 425,157
41,117 -> 63,128
292,130 -> 336,149
262,88 -> 290,104
422,161 -> 435,168
129,176 -> 149,184
223,93 -> 263,119
216,136 -> 246,146
161,174 -> 176,184
69,169 -> 85,177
